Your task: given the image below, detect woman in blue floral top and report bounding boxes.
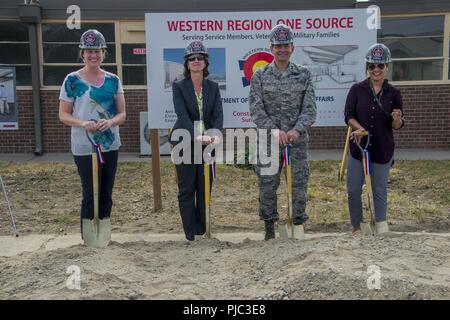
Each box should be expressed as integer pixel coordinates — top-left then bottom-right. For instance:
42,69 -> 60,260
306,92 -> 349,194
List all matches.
59,29 -> 126,235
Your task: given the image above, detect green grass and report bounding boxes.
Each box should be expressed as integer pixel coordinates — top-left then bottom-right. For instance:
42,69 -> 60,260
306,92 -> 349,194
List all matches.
1,159 -> 449,234
53,210 -> 78,225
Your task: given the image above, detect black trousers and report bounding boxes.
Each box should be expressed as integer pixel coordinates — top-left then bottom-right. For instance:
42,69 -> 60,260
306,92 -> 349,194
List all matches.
175,163 -> 213,241
73,150 -> 118,222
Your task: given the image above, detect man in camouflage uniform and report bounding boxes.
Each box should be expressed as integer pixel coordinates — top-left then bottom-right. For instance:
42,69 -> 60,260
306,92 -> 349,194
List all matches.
249,24 -> 317,240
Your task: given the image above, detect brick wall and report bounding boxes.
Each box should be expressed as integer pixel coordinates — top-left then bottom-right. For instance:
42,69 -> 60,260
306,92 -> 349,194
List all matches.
1,85 -> 449,153
0,90 -> 35,153
38,90 -> 148,152
392,85 -> 450,148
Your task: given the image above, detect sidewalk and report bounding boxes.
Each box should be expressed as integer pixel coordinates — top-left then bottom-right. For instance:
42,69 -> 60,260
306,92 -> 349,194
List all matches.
3,231 -> 450,257
0,149 -> 449,163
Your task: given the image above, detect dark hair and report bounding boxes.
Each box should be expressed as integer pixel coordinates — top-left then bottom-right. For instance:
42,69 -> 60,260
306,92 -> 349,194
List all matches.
183,54 -> 210,78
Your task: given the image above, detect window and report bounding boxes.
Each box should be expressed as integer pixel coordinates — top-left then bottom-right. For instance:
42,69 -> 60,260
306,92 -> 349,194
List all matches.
0,21 -> 31,86
121,43 -> 147,85
41,23 -> 116,86
378,16 -> 444,81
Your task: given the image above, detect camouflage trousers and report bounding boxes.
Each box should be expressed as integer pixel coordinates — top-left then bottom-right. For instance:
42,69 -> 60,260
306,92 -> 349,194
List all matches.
254,140 -> 310,224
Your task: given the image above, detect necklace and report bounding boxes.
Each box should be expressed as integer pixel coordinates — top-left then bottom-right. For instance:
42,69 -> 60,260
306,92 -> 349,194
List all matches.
369,79 -> 390,119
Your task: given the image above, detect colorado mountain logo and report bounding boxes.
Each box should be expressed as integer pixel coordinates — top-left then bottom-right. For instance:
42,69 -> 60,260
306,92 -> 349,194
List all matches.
239,49 -> 273,87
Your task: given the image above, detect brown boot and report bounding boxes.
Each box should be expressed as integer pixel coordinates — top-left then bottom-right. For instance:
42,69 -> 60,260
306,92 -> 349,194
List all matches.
352,226 -> 361,234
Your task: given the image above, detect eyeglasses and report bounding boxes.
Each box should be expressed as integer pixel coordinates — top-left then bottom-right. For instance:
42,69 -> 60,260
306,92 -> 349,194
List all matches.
187,55 -> 205,62
368,63 -> 386,71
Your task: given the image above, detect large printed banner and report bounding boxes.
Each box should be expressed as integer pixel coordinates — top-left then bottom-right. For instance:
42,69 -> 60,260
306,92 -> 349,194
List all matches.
145,9 -> 376,128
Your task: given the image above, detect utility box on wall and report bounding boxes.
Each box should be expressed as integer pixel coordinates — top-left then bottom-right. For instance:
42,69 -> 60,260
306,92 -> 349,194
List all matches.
18,4 -> 41,23
140,112 -> 171,156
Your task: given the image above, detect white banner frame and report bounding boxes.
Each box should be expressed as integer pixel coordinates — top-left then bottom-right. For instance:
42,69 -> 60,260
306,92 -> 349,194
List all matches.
145,9 -> 377,128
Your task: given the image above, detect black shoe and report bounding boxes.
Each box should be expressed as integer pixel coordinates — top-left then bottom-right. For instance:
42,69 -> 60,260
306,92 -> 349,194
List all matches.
264,221 -> 275,241
293,212 -> 309,225
185,234 -> 195,241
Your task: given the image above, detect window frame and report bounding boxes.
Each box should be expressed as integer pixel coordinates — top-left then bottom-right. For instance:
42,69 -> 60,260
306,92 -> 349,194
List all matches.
40,20 -> 120,90
380,12 -> 450,85
118,21 -> 147,89
0,19 -> 32,89
41,20 -> 148,90
121,43 -> 147,86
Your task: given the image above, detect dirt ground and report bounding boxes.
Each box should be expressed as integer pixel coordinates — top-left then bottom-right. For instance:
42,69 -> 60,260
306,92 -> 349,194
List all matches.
1,232 -> 450,300
1,160 -> 450,300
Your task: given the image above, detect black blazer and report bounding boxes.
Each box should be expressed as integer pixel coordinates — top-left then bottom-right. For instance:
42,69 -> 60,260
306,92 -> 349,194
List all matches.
170,77 -> 223,144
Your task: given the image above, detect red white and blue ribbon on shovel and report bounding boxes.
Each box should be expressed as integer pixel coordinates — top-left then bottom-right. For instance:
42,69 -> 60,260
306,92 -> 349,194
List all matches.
362,149 -> 371,176
282,145 -> 291,168
95,143 -> 105,165
85,130 -> 105,165
209,159 -> 216,181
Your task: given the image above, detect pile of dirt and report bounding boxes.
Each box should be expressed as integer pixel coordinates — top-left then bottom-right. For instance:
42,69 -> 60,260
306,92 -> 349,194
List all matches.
1,232 -> 449,300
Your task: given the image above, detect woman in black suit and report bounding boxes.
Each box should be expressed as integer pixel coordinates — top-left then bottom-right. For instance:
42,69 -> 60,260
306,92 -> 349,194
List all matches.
170,41 -> 223,241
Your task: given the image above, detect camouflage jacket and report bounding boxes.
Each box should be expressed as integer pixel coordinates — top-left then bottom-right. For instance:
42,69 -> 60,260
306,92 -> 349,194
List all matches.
249,61 -> 317,140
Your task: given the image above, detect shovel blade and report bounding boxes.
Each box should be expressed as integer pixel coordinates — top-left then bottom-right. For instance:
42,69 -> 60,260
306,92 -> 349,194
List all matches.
278,223 -> 290,240
360,222 -> 376,236
278,223 -> 305,240
292,224 -> 305,240
375,221 -> 389,234
82,218 -> 111,248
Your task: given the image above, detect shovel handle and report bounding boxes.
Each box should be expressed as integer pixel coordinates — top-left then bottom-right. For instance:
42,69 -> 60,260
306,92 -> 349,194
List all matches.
286,164 -> 294,231
363,174 -> 376,227
338,126 -> 352,181
284,145 -> 294,236
92,151 -> 99,224
353,130 -> 370,153
204,162 -> 211,239
286,164 -> 292,196
359,139 -> 376,228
